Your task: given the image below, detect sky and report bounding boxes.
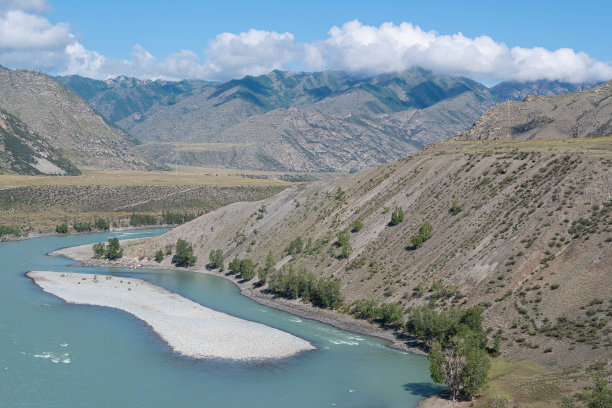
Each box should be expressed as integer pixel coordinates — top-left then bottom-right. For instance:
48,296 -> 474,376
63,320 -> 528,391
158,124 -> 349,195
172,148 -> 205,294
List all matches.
1,0 -> 611,83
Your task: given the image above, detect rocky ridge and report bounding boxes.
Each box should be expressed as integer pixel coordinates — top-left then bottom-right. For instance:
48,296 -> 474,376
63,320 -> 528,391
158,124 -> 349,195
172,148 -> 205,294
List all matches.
0,67 -> 163,170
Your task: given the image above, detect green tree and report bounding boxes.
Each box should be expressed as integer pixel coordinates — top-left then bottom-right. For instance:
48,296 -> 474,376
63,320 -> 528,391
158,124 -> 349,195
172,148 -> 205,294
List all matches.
449,201 -> 463,215
55,223 -> 69,234
265,250 -> 276,272
238,258 -> 255,280
93,242 -> 106,259
351,219 -> 363,232
389,206 -> 404,226
208,249 -> 224,271
105,238 -> 123,260
95,218 -> 111,230
173,238 -> 197,267
155,250 -> 164,263
410,221 -> 433,249
429,331 -> 490,401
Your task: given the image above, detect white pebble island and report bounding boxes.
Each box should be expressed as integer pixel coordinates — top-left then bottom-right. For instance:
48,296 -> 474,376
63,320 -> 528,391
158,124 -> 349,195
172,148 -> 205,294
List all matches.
27,271 -> 315,360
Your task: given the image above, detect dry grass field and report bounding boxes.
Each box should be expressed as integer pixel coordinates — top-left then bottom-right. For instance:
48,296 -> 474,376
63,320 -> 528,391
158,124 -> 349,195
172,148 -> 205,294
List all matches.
0,166 -> 296,237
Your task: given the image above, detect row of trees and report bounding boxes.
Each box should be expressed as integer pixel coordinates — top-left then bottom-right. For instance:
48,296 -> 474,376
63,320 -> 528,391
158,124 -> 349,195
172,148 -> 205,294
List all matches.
56,218 -> 111,234
267,265 -> 343,309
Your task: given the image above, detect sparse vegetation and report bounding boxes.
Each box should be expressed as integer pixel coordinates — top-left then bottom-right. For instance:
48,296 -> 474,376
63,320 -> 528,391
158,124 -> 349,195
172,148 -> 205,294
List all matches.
0,224 -> 21,237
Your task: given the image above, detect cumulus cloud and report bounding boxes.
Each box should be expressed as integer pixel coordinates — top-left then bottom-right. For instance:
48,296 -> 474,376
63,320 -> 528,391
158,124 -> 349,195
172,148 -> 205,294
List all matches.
305,20 -> 612,83
203,29 -> 296,80
0,3 -> 610,84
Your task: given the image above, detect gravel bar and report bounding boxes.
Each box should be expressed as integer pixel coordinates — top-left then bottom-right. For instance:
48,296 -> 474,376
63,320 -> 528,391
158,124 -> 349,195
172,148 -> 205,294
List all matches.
27,271 -> 315,361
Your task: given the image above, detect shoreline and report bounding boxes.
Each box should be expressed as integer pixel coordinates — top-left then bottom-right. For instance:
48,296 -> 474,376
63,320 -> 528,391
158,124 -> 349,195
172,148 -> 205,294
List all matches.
1,224 -> 171,243
51,242 -> 427,356
27,270 -> 315,361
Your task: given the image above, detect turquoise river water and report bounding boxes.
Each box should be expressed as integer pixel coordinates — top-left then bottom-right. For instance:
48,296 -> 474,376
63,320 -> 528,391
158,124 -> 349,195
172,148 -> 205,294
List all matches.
0,229 -> 442,407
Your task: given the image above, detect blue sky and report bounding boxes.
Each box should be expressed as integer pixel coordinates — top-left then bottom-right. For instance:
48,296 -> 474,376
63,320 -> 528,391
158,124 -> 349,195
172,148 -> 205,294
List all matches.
48,0 -> 612,62
2,0 -> 611,82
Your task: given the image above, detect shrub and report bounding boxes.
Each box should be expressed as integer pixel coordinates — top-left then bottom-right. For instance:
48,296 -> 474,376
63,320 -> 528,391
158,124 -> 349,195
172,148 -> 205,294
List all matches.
287,236 -> 304,255
155,250 -> 164,263
55,223 -> 69,234
173,238 -> 197,267
0,224 -> 21,237
73,221 -> 92,232
410,221 -> 433,249
450,201 -> 463,215
351,219 -> 363,232
351,299 -> 380,321
389,207 -> 404,226
95,218 -> 110,231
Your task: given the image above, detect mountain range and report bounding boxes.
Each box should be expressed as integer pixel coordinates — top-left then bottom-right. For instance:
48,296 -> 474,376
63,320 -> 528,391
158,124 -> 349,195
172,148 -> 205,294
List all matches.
58,69 -> 595,172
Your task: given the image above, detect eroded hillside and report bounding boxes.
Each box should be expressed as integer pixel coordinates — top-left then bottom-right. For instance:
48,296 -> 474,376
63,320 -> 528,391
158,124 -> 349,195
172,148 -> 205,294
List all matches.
0,67 -> 162,170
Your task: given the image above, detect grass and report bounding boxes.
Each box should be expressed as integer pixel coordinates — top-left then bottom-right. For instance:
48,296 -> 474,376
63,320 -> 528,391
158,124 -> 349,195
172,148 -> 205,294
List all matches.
0,166 -> 296,187
142,141 -> 256,152
477,357 -> 586,407
427,136 -> 612,156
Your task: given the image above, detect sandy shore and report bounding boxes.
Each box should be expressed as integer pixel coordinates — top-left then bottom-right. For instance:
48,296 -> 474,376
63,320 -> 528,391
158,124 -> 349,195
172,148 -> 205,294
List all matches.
27,271 -> 315,361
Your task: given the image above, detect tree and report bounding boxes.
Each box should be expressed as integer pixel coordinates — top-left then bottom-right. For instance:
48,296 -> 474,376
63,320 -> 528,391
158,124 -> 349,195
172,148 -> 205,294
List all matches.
351,219 -> 363,232
389,207 -> 404,226
173,238 -> 197,267
95,218 -> 111,230
208,249 -> 224,271
105,238 -> 123,260
93,242 -> 106,259
429,331 -> 490,401
55,223 -> 68,234
238,258 -> 255,280
155,250 -> 164,263
265,250 -> 276,272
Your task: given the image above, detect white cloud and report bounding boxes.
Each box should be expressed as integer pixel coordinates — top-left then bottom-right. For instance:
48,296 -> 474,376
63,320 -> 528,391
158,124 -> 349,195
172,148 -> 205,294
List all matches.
305,20 -> 612,83
203,29 -> 296,80
0,5 -> 610,84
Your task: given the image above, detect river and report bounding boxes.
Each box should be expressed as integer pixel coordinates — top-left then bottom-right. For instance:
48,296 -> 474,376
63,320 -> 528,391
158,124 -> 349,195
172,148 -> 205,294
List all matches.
0,229 -> 442,407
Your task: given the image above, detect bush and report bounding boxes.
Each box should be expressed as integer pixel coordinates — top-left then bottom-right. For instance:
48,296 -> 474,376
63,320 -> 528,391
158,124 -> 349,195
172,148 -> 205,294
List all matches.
449,201 -> 463,215
173,238 -> 197,267
73,221 -> 92,232
389,207 -> 404,226
93,242 -> 106,258
105,238 -> 123,260
0,224 -> 21,237
351,299 -> 379,321
55,223 -> 69,234
287,236 -> 304,255
208,249 -> 224,271
95,218 -> 110,230
410,221 -> 433,249
155,250 -> 164,263
351,219 -> 363,232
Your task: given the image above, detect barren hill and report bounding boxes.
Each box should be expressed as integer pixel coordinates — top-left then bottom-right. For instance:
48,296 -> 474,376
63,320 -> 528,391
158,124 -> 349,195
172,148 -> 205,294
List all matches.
0,67 -> 162,170
457,80 -> 612,141
117,83 -> 612,368
0,109 -> 80,175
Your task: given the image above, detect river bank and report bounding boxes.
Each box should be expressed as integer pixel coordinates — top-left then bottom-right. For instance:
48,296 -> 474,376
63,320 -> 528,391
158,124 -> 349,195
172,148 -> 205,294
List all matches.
51,242 -> 428,356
